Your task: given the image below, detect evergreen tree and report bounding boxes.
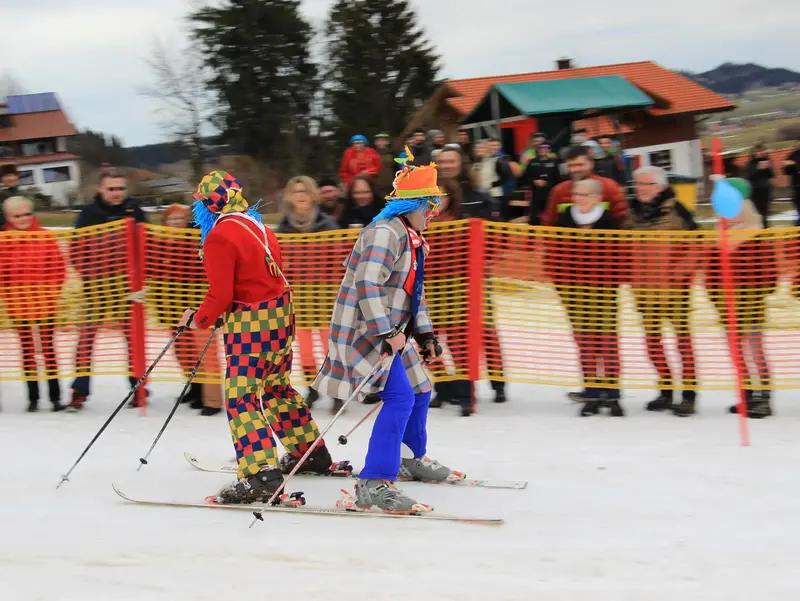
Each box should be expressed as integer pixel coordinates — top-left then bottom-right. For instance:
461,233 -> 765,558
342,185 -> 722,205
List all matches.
324,0 -> 440,147
189,0 -> 318,170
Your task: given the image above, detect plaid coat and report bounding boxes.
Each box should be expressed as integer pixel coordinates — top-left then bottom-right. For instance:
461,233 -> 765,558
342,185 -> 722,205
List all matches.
311,216 -> 434,401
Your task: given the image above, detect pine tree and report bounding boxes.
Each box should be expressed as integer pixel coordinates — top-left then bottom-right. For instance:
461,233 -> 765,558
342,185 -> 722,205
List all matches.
189,0 -> 318,170
324,0 -> 441,148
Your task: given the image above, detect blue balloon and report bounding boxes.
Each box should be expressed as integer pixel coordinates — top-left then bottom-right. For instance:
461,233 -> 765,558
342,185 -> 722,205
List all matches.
711,179 -> 743,219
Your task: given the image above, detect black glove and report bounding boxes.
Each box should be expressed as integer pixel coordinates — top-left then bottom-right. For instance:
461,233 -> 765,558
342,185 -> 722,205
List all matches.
416,333 -> 442,361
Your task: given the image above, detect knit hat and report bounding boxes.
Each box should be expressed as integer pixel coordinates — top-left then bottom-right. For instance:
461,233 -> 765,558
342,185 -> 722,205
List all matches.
192,169 -> 261,243
350,134 -> 368,145
727,177 -> 752,201
317,175 -> 339,189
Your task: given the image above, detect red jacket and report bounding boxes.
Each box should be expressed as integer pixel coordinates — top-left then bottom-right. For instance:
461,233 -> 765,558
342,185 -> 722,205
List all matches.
542,175 -> 628,227
339,146 -> 382,187
0,218 -> 67,321
194,216 -> 286,329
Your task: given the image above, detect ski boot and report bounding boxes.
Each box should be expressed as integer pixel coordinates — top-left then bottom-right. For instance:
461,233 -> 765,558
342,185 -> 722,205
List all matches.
279,444 -> 351,476
398,455 -> 464,484
646,391 -> 674,412
339,480 -> 432,515
215,465 -> 284,504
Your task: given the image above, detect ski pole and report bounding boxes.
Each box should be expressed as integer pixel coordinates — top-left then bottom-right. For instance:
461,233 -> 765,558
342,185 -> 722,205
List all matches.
337,402 -> 382,445
249,351 -> 393,527
137,322 -> 221,470
57,326 -> 187,489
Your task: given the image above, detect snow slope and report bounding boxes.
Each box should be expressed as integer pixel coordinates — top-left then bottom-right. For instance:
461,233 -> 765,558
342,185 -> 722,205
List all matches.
2,377 -> 800,601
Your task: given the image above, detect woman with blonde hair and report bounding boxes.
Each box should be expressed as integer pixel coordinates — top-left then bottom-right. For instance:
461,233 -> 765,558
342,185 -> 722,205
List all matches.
277,176 -> 341,412
0,195 -> 67,411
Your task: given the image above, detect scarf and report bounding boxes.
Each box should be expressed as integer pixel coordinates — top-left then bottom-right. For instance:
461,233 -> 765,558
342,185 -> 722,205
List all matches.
286,207 -> 319,233
570,204 -> 605,226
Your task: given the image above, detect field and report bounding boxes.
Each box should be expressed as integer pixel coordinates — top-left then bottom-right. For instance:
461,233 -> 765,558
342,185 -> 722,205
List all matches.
705,117 -> 800,152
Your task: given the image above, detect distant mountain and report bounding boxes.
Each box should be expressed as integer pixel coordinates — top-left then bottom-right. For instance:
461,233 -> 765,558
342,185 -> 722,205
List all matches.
679,63 -> 800,95
124,138 -> 233,170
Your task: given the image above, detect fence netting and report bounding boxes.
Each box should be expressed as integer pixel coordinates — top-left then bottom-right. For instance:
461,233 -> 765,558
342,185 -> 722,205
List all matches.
2,218 -> 799,396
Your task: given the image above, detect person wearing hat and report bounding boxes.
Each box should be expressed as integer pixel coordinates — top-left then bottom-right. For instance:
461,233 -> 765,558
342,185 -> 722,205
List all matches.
312,150 -> 459,514
338,134 -> 381,189
178,170 -> 337,504
374,133 -> 396,198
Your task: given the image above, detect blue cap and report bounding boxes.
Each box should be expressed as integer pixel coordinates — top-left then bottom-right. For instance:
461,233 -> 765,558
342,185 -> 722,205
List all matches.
350,134 -> 367,145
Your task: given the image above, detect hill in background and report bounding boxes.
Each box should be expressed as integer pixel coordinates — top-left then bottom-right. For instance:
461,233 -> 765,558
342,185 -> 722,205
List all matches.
679,62 -> 800,95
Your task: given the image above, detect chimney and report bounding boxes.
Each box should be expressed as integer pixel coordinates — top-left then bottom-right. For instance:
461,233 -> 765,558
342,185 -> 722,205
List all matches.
556,57 -> 573,70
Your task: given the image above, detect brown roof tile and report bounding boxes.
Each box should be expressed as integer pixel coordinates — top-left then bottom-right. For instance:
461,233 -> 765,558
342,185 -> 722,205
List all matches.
7,153 -> 80,166
0,111 -> 78,143
446,61 -> 735,118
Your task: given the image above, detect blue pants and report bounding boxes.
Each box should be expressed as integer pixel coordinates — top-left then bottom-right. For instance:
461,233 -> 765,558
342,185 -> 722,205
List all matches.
360,354 -> 431,480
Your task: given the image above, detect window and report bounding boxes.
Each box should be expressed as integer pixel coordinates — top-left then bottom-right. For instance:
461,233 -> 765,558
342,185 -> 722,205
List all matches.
649,149 -> 673,171
18,170 -> 34,186
42,166 -> 71,183
21,139 -> 56,156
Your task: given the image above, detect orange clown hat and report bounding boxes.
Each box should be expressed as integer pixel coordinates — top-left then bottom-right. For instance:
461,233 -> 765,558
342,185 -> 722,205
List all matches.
386,146 -> 447,200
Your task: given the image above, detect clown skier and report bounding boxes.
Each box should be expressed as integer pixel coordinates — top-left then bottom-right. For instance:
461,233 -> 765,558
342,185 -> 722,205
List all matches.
311,152 -> 462,514
178,170 -> 339,504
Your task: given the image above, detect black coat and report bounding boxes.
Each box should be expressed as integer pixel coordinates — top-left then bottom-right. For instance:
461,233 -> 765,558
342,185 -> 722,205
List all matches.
784,148 -> 800,189
277,210 -> 341,234
747,157 -> 774,191
459,179 -> 492,219
341,202 -> 381,229
74,194 -> 148,228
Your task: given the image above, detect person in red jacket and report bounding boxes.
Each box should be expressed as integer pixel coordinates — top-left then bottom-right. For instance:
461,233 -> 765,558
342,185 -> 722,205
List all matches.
177,170 -> 338,504
542,145 -> 629,227
1,196 -> 67,411
338,134 -> 381,188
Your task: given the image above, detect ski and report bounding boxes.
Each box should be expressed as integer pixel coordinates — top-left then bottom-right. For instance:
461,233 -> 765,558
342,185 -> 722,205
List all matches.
183,452 -> 527,490
112,483 -> 504,525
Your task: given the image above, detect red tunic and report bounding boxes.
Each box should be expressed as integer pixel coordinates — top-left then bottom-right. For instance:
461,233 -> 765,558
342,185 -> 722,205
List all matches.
194,216 -> 285,329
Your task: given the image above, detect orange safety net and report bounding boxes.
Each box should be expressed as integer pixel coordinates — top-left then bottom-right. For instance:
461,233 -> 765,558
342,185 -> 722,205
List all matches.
5,217 -> 799,399
0,220 -> 137,382
483,222 -> 800,391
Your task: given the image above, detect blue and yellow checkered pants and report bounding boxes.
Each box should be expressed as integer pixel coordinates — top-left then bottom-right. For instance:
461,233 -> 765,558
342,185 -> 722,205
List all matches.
224,291 -> 324,479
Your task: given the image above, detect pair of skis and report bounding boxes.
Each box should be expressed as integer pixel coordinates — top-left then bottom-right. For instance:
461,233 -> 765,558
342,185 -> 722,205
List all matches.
112,452 -> 527,525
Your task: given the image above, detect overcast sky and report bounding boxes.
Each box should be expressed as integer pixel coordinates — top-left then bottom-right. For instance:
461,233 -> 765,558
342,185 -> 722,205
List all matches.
7,0 -> 799,147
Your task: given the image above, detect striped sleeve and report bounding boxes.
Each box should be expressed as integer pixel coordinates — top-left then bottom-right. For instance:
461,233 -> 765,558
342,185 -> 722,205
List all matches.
354,224 -> 399,336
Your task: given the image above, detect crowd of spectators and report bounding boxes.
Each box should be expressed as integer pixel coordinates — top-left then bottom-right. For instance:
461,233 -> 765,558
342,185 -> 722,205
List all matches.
1,131 -> 800,420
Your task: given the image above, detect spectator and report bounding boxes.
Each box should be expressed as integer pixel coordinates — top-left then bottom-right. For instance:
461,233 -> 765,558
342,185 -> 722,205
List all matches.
747,143 -> 774,228
783,143 -> 800,221
476,137 -> 521,221
148,204 -> 223,416
277,176 -> 342,413
317,175 -> 346,227
436,146 -> 492,219
456,127 -> 474,162
519,132 -> 548,169
706,186 -> 777,418
428,129 -> 446,153
550,178 -> 624,417
519,142 -> 561,226
0,163 -> 22,229
408,128 -> 432,165
542,145 -> 629,227
338,134 -> 381,188
630,166 -> 699,416
68,168 -> 148,410
374,133 -> 396,198
594,136 -> 627,187
0,195 -> 67,412
341,175 -> 382,229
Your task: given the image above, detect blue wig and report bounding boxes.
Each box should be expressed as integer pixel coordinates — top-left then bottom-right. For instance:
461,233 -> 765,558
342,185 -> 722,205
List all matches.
371,196 -> 439,224
192,199 -> 263,243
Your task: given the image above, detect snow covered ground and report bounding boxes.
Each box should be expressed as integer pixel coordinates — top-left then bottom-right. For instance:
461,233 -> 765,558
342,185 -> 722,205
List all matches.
2,377 -> 800,601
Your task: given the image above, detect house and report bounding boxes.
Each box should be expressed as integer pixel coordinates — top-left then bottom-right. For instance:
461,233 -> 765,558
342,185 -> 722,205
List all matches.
0,93 -> 80,206
405,60 -> 735,180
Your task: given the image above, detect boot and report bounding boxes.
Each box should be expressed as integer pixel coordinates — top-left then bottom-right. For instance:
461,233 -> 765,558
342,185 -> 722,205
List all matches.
363,393 -> 381,405
579,388 -> 600,416
215,465 -> 284,504
646,391 -> 674,412
279,444 -> 333,475
305,388 -> 319,409
493,387 -> 507,403
48,379 -> 65,412
200,406 -> 222,416
398,456 -> 458,483
747,390 -> 772,419
671,391 -> 696,417
605,389 -> 625,417
182,382 -> 202,405
353,479 -> 430,514
331,398 -> 344,415
729,390 -> 754,414
67,389 -> 86,411
27,380 -> 40,413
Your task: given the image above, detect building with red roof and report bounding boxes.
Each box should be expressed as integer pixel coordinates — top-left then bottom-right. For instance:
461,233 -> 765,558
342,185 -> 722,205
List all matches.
0,93 -> 80,206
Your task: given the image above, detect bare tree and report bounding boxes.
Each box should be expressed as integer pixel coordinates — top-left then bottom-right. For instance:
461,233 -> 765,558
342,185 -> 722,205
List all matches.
0,72 -> 27,97
138,40 -> 216,183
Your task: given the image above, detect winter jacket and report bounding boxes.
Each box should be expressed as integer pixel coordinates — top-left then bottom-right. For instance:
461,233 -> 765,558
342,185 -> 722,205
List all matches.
276,210 -> 341,235
784,148 -> 800,189
339,146 -> 382,188
747,157 -> 774,190
542,175 -> 629,227
547,208 -> 624,288
70,195 -> 148,279
341,202 -> 382,229
629,188 -> 699,289
594,155 -> 626,187
375,148 -> 397,197
0,217 -> 67,322
459,180 -> 492,220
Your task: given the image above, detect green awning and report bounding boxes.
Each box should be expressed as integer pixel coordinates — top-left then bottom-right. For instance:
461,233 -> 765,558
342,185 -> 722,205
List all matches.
461,75 -> 654,124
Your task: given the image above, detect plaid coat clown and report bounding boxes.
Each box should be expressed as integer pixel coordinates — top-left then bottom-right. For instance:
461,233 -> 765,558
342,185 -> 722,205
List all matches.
311,216 -> 434,401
